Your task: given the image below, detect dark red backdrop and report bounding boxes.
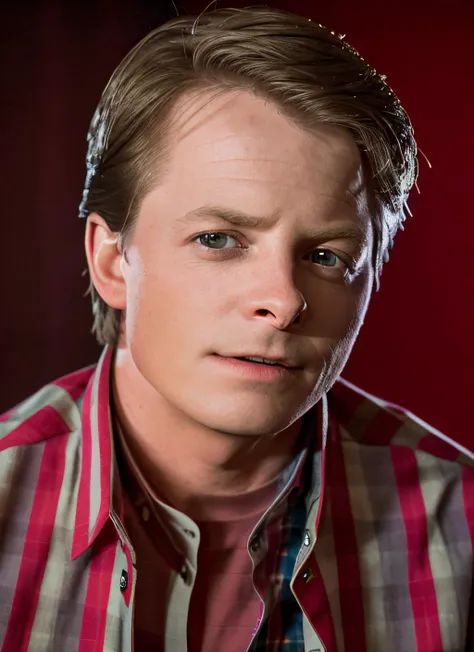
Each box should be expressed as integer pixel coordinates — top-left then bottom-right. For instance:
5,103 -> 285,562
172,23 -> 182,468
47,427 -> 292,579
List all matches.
1,0 -> 472,448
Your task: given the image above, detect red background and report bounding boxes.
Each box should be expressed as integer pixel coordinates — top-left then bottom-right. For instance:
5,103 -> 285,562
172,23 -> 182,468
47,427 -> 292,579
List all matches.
1,0 -> 472,448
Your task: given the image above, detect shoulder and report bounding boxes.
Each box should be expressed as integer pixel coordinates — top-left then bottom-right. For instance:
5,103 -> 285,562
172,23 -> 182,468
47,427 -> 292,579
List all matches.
0,365 -> 97,566
327,376 -> 474,469
0,365 -> 96,454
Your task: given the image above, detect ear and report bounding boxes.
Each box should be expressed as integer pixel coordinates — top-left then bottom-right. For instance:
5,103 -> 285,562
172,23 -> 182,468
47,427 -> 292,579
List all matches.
85,213 -> 127,310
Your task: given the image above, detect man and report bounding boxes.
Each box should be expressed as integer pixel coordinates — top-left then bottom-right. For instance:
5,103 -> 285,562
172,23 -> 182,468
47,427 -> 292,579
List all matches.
0,6 -> 472,652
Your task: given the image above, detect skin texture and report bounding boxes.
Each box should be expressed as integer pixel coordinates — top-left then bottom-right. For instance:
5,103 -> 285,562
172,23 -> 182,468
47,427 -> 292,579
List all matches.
85,89 -> 374,510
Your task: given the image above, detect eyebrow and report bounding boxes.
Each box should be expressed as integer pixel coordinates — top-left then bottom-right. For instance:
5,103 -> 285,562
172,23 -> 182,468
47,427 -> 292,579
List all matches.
174,204 -> 368,245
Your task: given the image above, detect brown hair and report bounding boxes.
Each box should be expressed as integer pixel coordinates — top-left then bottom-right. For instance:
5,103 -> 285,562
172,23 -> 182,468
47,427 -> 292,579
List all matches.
80,6 -> 418,347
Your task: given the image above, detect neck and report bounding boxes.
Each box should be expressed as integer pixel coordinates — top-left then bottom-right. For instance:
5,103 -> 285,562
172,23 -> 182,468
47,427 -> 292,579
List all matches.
111,349 -> 303,513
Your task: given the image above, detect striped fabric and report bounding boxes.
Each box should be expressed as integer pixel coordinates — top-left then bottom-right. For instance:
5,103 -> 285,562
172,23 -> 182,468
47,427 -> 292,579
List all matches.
0,345 -> 472,651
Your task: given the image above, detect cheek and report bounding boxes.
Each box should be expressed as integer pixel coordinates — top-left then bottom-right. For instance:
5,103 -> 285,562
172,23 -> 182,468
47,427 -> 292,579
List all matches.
124,260 -> 177,341
123,267 -> 195,389
124,256 -> 213,351
341,272 -> 372,343
309,278 -> 370,342
326,271 -> 373,359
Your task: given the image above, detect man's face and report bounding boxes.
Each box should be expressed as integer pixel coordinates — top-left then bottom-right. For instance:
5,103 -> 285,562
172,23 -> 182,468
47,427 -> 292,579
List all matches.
120,89 -> 374,437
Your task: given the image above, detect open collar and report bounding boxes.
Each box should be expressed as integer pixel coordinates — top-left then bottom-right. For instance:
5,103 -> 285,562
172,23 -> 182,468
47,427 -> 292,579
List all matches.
70,345 -> 329,559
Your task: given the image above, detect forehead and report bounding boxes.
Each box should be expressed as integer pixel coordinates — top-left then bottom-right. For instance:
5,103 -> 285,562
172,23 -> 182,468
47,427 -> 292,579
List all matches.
173,88 -> 362,169
153,88 -> 370,222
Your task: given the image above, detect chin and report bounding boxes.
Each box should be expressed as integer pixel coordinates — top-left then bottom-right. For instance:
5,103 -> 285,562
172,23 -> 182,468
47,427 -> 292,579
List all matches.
186,395 -> 309,438
204,418 -> 293,438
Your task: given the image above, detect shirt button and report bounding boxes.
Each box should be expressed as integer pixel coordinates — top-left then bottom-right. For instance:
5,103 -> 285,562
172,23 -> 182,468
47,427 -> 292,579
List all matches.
303,530 -> 311,546
302,567 -> 313,583
183,529 -> 196,538
180,564 -> 189,583
120,569 -> 128,592
142,506 -> 150,522
250,536 -> 261,553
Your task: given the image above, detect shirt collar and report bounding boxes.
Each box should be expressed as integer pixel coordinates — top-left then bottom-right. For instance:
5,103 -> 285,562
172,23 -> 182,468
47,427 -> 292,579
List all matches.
71,345 -> 115,560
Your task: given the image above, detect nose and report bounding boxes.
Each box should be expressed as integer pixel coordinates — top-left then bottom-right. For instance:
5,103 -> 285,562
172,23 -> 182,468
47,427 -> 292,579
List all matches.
246,265 -> 308,330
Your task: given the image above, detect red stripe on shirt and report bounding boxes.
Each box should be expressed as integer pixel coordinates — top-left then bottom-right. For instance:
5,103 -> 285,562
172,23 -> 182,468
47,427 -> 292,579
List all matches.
2,435 -> 68,651
0,406 -> 70,451
391,446 -> 443,651
417,433 -> 460,462
72,376 -> 93,559
296,558 -> 338,651
361,408 -> 401,446
53,366 -> 95,401
78,530 -> 118,652
328,422 -> 367,651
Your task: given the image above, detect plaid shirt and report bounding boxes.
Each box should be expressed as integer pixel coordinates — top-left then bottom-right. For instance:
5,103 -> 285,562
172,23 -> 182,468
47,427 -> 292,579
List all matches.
0,345 -> 473,651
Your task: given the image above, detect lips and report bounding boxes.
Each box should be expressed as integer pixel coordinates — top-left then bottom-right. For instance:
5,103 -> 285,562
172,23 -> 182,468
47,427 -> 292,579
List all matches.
211,354 -> 300,382
214,353 -> 299,369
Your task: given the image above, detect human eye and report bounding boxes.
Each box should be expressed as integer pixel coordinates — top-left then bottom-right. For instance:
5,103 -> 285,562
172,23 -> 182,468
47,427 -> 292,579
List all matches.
310,248 -> 354,273
193,232 -> 241,250
310,248 -> 356,278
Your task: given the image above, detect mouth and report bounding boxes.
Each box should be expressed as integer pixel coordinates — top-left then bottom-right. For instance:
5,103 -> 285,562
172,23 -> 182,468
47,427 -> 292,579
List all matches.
213,353 -> 299,369
211,354 -> 302,382
233,356 -> 289,368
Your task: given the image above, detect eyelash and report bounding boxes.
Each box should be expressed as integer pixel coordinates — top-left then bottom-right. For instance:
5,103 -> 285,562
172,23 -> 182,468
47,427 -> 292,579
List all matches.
192,231 -> 355,274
